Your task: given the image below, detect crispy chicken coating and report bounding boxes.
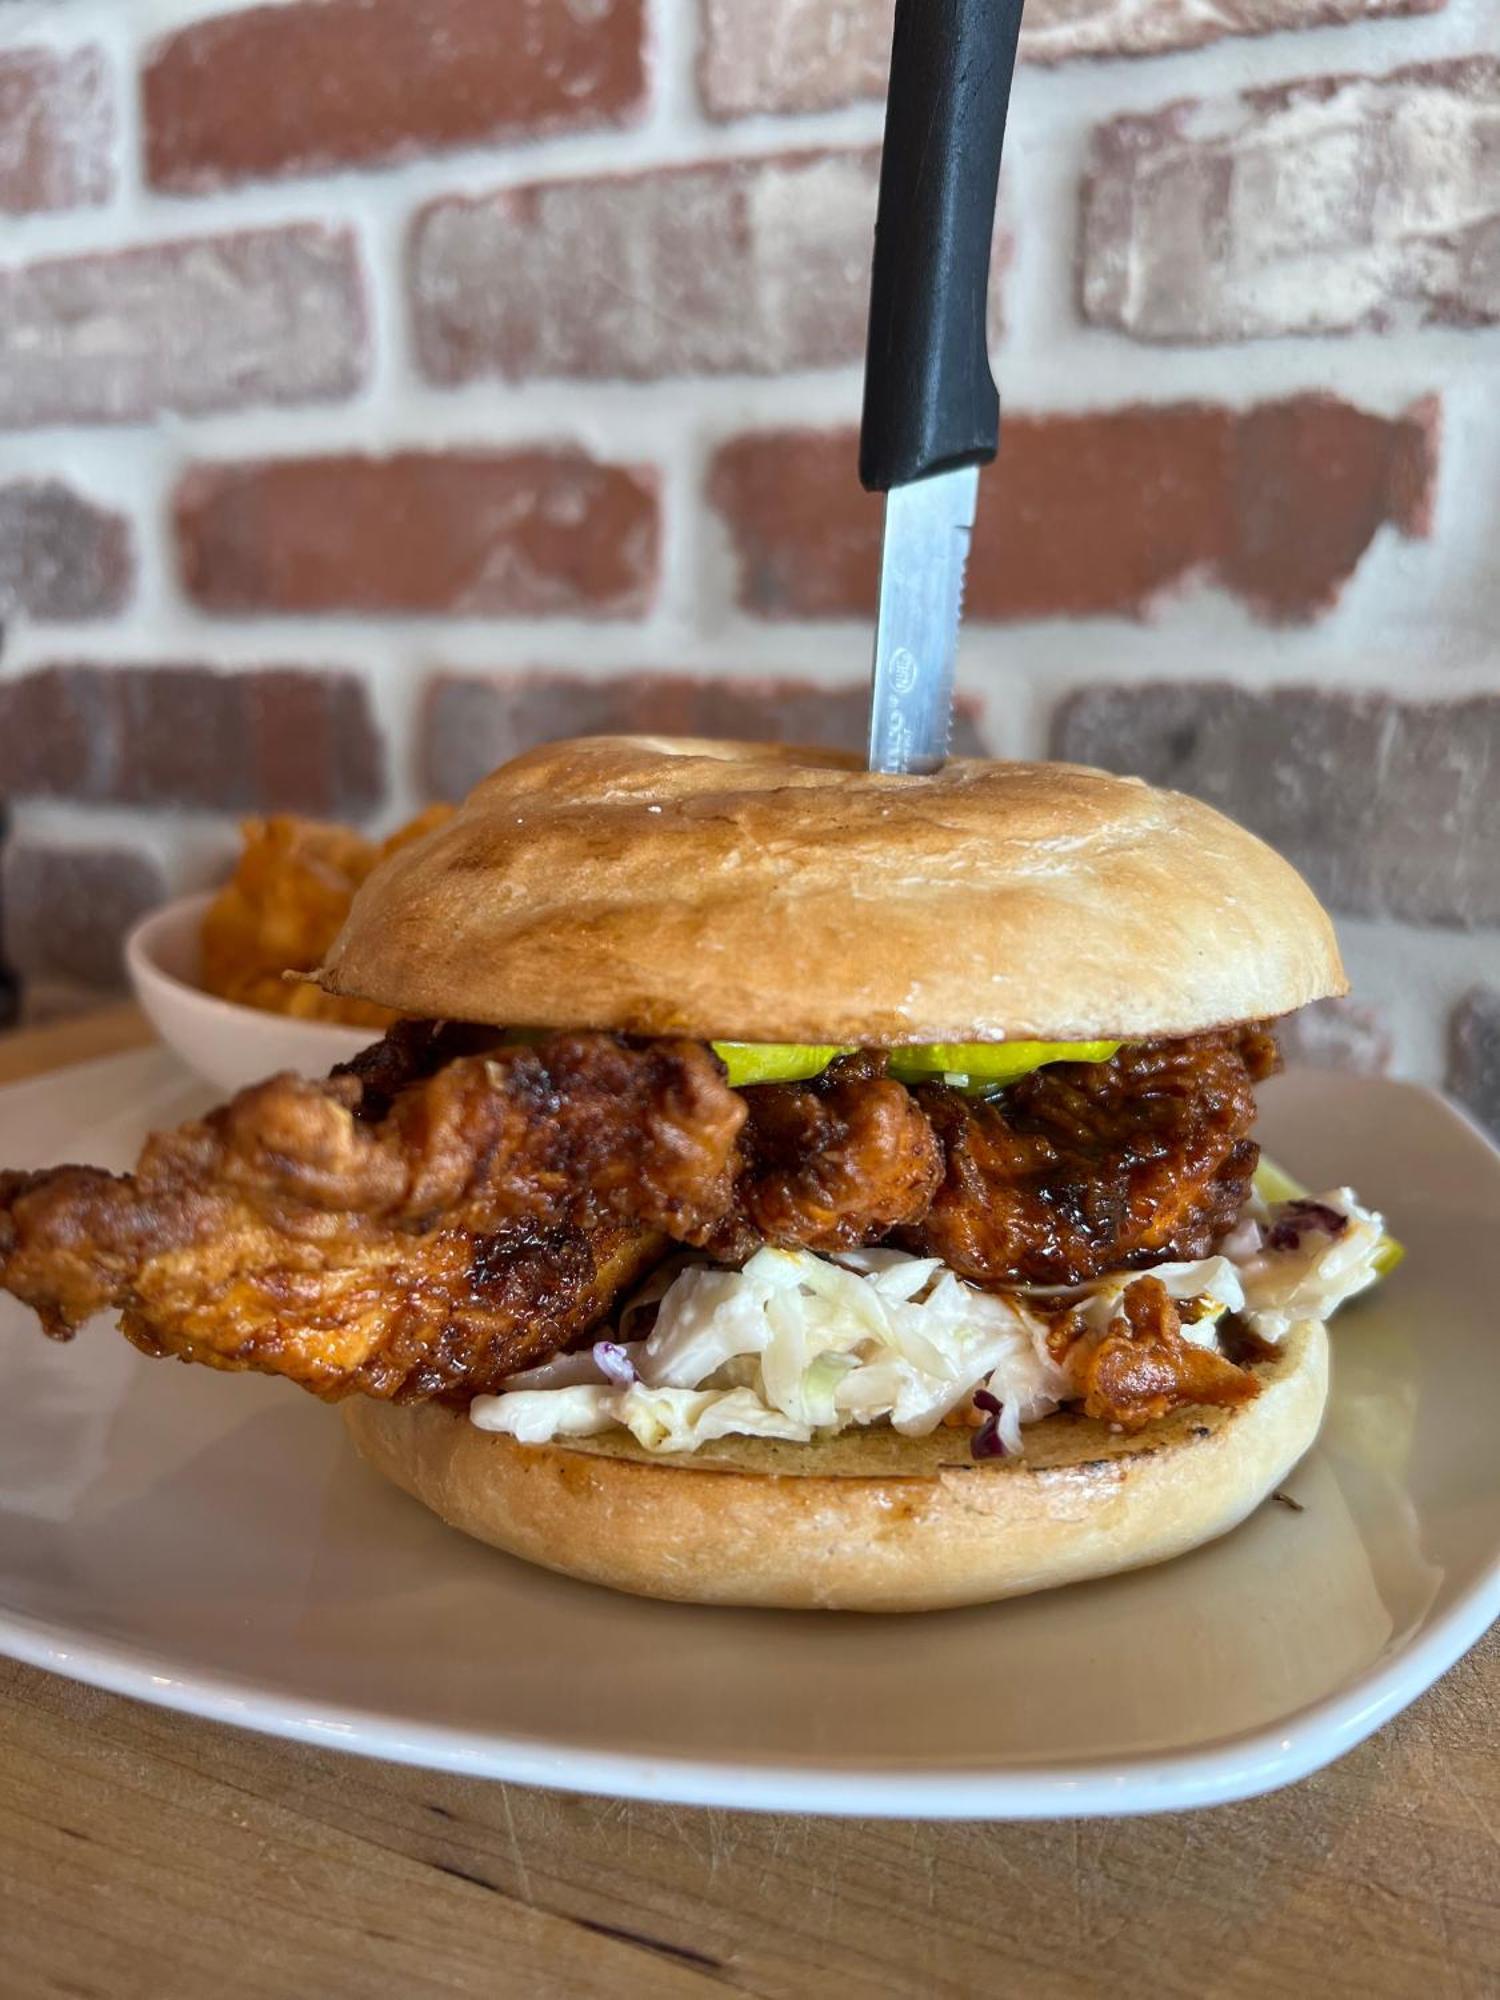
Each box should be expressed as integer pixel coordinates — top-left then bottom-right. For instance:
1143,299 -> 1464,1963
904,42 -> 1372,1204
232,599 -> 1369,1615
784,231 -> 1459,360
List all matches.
0,1032 -> 743,1401
712,1057 -> 943,1259
1062,1275 -> 1260,1431
903,1028 -> 1277,1286
0,1025 -> 1278,1426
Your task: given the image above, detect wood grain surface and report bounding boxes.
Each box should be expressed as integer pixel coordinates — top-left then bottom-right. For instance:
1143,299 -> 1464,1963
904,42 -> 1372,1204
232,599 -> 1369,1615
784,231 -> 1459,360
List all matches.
2,1010 -> 1498,2000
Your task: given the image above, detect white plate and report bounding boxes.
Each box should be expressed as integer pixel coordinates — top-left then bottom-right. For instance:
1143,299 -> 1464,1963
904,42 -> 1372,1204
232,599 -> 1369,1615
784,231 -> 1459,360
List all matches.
1,1050 -> 1497,1818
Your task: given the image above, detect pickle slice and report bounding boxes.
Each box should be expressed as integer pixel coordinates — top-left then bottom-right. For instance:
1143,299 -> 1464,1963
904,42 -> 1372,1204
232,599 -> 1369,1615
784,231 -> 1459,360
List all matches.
711,1043 -> 857,1087
886,1040 -> 1120,1092
713,1039 -> 1121,1093
712,1039 -> 1120,1091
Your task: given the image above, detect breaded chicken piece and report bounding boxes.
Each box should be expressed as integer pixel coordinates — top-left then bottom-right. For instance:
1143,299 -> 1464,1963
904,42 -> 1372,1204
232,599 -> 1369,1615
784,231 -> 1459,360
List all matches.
905,1028 -> 1277,1286
714,1055 -> 942,1257
0,1026 -> 1278,1419
1065,1275 -> 1260,1430
0,1031 -> 744,1401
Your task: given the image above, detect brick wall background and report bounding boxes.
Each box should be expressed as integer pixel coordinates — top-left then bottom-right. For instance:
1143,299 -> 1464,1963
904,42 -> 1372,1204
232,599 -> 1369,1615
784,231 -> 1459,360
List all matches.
0,0 -> 1497,1132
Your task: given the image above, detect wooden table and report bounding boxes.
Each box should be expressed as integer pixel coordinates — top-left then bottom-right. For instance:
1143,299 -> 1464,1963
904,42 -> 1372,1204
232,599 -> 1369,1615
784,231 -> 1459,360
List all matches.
3,1011 -> 1497,2000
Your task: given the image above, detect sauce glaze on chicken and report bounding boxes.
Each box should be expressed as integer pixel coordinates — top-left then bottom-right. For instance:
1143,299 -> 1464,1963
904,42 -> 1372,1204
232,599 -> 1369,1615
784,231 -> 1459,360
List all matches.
0,1025 -> 1278,1422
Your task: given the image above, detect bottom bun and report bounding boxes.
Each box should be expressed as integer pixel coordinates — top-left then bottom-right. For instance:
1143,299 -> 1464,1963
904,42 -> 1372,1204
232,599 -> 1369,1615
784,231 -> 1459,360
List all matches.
342,1319 -> 1329,1613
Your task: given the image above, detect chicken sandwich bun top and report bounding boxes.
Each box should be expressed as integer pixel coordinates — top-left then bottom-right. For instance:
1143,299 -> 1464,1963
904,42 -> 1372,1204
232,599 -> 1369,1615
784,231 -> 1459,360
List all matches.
0,740 -> 1396,1613
318,737 -> 1343,1044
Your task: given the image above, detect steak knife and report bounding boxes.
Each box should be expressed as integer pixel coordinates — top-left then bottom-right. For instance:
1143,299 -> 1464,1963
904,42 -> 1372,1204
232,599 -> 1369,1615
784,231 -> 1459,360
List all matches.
862,0 -> 1026,775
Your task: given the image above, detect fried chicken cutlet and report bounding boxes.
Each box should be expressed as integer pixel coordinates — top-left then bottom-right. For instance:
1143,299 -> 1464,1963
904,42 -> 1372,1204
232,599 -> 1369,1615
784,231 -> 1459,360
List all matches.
0,1030 -> 743,1401
907,1027 -> 1279,1284
0,1028 -> 1276,1418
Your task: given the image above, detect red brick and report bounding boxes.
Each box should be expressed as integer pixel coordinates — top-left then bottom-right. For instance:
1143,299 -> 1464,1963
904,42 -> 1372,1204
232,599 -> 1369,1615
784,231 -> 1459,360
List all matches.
0,481 -> 132,621
698,1 -> 885,117
697,0 -> 1440,116
174,453 -> 659,617
709,397 -> 1437,627
1051,684 -> 1500,928
412,149 -> 892,385
1450,989 -> 1500,1142
0,46 -> 113,211
1025,0 -> 1441,63
1084,60 -> 1499,343
419,670 -> 990,800
2,841 -> 165,991
0,664 -> 385,816
1277,999 -> 1394,1077
710,433 -> 878,620
0,227 -> 365,430
144,0 -> 646,193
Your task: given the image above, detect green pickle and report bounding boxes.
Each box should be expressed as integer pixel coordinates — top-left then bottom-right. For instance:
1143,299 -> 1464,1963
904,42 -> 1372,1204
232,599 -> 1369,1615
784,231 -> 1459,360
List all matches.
1253,1156 -> 1405,1277
711,1039 -> 1119,1094
711,1043 -> 857,1087
886,1040 -> 1119,1091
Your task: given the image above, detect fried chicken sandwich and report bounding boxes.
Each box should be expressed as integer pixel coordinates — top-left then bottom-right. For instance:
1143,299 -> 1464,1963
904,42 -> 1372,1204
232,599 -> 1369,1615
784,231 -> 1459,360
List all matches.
0,738 -> 1396,1611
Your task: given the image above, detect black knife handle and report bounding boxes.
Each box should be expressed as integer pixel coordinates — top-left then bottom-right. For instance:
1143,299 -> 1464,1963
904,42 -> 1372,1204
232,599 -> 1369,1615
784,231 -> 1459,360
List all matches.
859,0 -> 1024,494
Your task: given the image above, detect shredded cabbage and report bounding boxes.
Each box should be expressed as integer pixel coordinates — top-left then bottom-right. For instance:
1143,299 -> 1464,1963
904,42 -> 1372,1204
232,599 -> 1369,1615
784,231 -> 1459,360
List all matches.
468,1185 -> 1391,1458
1233,1185 -> 1388,1344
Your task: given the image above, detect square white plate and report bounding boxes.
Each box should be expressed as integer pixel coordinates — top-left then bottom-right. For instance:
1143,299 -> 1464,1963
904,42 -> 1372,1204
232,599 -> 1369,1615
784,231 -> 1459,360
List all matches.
1,1049 -> 1497,1818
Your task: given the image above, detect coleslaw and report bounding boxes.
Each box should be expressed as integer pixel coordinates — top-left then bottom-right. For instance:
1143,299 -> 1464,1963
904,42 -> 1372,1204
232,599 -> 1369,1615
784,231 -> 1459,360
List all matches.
469,1186 -> 1390,1457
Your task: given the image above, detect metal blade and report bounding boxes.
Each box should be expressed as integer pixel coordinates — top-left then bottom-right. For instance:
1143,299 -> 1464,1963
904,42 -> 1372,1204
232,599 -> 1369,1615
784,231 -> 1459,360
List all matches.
866,464 -> 979,775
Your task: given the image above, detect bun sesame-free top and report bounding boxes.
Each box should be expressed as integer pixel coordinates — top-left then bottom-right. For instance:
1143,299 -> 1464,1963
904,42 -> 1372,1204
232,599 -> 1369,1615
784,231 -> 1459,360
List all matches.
316,738 -> 1346,1045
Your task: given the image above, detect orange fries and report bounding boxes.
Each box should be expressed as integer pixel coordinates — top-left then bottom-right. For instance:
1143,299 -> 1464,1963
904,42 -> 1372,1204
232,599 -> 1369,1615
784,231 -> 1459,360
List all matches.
200,808 -> 452,1028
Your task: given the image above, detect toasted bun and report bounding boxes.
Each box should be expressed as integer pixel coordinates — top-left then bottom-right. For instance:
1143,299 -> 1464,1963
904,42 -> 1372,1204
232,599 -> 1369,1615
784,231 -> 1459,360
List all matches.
341,1320 -> 1328,1613
318,738 -> 1344,1044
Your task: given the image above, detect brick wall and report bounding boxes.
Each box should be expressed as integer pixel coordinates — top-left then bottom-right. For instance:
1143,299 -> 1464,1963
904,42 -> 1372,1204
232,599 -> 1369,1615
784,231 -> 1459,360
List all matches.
1,0 -> 1497,1133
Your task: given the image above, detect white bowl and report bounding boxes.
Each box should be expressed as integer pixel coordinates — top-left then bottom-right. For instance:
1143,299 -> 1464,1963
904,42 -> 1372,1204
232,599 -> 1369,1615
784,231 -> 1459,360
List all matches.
125,893 -> 379,1094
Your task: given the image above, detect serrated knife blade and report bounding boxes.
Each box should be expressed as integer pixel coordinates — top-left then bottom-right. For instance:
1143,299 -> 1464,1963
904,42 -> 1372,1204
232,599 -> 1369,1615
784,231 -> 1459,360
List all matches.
867,464 -> 979,775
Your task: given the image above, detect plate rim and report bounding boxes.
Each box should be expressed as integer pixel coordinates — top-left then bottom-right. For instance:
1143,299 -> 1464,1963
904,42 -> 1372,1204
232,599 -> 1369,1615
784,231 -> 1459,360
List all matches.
3,1543 -> 1497,1819
2,1056 -> 1498,1818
